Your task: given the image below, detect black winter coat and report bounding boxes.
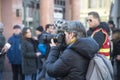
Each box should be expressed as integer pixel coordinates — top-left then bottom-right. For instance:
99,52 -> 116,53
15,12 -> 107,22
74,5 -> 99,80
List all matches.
21,38 -> 37,75
46,37 -> 99,80
37,31 -> 51,70
38,31 -> 50,59
0,33 -> 6,72
112,40 -> 120,58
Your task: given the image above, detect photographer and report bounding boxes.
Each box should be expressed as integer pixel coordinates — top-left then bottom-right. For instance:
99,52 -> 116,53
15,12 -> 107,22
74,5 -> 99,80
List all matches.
46,21 -> 99,80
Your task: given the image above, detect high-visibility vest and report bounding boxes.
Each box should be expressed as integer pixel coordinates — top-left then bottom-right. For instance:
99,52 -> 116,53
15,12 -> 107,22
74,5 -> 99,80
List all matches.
91,28 -> 110,59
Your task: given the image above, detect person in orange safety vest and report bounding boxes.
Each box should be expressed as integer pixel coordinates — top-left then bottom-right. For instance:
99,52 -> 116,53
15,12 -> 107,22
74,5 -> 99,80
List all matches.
87,11 -> 110,59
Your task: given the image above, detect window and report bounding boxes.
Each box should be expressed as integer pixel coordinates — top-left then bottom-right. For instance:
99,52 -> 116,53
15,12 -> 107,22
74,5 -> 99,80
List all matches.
89,0 -> 97,8
99,0 -> 105,8
88,0 -> 105,8
54,0 -> 65,7
54,0 -> 65,19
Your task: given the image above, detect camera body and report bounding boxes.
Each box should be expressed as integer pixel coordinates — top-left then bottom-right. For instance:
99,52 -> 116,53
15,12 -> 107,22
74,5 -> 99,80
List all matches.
41,19 -> 68,50
42,32 -> 66,51
42,32 -> 65,44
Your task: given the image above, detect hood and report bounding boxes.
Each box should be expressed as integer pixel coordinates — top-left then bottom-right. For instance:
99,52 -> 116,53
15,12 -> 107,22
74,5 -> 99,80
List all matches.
68,37 -> 99,59
99,22 -> 110,35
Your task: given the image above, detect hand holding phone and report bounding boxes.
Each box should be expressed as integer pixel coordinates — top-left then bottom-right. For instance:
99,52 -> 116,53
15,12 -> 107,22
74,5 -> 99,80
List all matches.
0,49 -> 5,55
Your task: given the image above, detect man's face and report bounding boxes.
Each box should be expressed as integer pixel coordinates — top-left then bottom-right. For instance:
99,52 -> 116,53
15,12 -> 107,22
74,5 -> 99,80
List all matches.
87,15 -> 99,28
64,31 -> 74,45
13,28 -> 21,35
48,26 -> 54,34
108,23 -> 113,30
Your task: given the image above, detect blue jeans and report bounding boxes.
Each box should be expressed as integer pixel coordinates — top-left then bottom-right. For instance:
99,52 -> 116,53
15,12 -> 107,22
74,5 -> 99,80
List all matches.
25,74 -> 36,80
36,69 -> 42,80
0,72 -> 2,80
25,75 -> 32,80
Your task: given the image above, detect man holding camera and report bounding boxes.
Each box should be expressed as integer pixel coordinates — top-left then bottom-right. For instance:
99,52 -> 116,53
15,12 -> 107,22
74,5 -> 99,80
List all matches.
46,21 -> 99,80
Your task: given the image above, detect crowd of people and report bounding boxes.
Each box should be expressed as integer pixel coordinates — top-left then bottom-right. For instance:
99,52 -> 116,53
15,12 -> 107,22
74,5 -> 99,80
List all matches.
0,11 -> 120,80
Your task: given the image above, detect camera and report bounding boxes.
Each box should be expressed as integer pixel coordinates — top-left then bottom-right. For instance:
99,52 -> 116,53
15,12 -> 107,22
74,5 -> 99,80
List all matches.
42,32 -> 65,44
42,32 -> 66,51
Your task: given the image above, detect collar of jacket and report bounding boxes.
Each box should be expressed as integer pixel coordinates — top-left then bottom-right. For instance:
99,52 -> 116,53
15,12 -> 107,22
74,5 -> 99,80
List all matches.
89,25 -> 100,31
13,33 -> 21,38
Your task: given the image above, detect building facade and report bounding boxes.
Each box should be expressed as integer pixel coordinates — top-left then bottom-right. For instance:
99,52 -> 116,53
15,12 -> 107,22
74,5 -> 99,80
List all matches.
79,0 -> 112,27
110,0 -> 120,28
0,0 -> 82,39
0,0 -> 112,38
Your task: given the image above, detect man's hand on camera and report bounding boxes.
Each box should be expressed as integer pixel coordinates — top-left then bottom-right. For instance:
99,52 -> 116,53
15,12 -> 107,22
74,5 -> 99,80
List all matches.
50,39 -> 56,47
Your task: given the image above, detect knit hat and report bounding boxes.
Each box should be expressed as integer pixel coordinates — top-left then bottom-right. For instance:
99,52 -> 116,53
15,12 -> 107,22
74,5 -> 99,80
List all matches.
108,20 -> 114,25
13,25 -> 21,29
36,26 -> 43,32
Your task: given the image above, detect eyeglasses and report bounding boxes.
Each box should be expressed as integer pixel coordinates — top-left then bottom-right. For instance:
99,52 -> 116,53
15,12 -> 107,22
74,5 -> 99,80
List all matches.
87,19 -> 92,22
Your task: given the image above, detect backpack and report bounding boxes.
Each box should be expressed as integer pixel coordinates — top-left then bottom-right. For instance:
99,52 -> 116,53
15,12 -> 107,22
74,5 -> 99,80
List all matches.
38,43 -> 47,55
86,54 -> 114,80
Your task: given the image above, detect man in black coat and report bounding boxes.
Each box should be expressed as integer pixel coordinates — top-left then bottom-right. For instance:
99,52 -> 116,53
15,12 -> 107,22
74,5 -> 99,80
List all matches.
46,21 -> 99,80
0,23 -> 6,80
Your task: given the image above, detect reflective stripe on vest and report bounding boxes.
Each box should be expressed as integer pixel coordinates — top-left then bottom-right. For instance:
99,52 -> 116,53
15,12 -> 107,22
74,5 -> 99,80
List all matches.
99,48 -> 110,53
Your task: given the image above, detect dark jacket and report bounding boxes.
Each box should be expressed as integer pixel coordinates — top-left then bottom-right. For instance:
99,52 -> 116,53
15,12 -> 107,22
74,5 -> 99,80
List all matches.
0,33 -> 6,72
38,31 -> 50,59
7,34 -> 22,64
112,39 -> 120,79
21,38 -> 37,75
46,37 -> 99,80
87,25 -> 105,48
111,29 -> 120,58
100,22 -> 110,35
112,40 -> 120,58
37,31 -> 51,70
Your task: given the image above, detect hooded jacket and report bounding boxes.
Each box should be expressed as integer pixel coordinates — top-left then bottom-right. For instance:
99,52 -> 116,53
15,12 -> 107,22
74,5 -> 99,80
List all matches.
46,37 -> 99,80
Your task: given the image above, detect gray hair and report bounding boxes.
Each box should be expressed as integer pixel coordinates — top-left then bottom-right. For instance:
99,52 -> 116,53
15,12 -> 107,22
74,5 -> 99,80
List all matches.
64,21 -> 86,39
88,11 -> 101,22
